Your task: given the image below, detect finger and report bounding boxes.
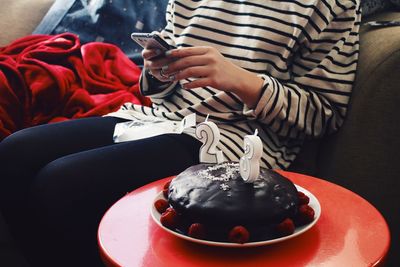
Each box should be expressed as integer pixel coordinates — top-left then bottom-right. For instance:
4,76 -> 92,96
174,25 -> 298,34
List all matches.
166,46 -> 210,59
144,56 -> 176,70
162,55 -> 209,75
173,66 -> 210,81
182,78 -> 212,89
142,48 -> 163,60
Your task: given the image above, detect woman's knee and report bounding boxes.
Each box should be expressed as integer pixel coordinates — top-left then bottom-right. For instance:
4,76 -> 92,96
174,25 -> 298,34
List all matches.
0,129 -> 53,218
0,128 -> 41,195
0,127 -> 36,160
29,157 -> 81,212
28,154 -> 112,220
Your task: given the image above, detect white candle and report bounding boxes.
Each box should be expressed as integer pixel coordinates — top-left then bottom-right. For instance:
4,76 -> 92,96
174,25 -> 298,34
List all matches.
195,115 -> 224,164
240,129 -> 262,183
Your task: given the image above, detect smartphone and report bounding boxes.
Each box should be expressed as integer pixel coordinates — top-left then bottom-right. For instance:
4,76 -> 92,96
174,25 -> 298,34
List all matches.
130,33 -> 171,52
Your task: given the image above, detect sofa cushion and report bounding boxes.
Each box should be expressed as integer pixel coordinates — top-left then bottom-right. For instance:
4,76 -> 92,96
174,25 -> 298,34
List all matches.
0,0 -> 55,47
316,11 -> 400,267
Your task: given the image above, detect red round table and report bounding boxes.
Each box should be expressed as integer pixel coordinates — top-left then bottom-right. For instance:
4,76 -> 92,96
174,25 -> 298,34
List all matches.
97,171 -> 390,267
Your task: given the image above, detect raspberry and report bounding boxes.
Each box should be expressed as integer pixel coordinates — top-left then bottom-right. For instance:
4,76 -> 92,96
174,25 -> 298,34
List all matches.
276,218 -> 295,236
228,226 -> 250,244
165,207 -> 175,213
163,180 -> 171,191
163,188 -> 169,199
188,223 -> 206,239
154,199 -> 169,214
295,204 -> 315,226
160,208 -> 179,229
163,180 -> 171,199
297,191 -> 310,205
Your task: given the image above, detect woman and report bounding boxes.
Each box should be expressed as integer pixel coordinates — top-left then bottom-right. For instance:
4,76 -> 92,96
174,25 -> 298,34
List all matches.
0,0 -> 361,266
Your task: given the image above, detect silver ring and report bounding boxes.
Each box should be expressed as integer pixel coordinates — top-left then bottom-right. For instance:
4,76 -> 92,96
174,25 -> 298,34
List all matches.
159,68 -> 169,79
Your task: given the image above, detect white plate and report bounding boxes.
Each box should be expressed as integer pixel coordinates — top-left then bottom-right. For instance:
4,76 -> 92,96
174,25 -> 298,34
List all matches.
150,185 -> 321,247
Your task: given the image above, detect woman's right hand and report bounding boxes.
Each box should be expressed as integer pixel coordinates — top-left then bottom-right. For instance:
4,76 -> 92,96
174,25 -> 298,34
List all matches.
142,48 -> 176,82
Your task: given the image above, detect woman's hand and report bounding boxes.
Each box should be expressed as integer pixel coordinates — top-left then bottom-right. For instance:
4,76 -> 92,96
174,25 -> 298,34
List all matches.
161,46 -> 264,108
142,48 -> 176,82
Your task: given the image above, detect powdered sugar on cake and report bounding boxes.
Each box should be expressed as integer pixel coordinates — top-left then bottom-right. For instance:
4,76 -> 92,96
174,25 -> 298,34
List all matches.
197,162 -> 239,183
219,183 -> 230,191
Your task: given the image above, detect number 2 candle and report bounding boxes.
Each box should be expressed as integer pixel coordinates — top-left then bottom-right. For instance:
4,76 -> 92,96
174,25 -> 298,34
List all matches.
195,115 -> 224,164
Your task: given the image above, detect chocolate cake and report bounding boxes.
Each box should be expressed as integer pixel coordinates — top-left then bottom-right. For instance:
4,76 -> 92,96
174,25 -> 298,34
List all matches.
157,162 -> 310,242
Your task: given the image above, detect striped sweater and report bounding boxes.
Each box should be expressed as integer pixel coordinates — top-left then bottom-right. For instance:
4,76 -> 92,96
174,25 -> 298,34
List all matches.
108,0 -> 361,169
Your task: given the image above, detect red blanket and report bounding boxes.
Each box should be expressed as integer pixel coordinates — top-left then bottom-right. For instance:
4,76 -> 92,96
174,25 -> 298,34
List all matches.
0,33 -> 150,140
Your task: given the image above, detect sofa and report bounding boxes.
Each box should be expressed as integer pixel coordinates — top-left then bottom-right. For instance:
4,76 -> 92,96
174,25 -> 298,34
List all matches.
336,11 -> 400,250
290,10 -> 400,267
289,10 -> 400,267
1,1 -> 399,266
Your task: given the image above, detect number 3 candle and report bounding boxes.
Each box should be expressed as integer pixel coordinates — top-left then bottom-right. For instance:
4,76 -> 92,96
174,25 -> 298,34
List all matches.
195,115 -> 224,164
240,129 -> 262,183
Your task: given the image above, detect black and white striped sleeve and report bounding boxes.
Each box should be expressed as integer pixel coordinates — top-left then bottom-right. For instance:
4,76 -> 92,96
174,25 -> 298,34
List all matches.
140,0 -> 178,99
244,1 -> 361,139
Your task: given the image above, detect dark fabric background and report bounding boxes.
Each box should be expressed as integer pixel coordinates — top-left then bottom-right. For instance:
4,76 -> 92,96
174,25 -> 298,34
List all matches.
33,0 -> 169,66
361,0 -> 397,17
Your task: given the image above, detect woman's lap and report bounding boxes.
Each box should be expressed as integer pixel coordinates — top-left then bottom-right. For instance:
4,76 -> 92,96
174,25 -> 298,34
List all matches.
29,130 -> 201,223
0,116 -> 201,266
0,117 -> 122,218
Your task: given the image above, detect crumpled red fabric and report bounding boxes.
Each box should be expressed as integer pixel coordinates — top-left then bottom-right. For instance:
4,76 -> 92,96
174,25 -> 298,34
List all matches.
0,33 -> 150,140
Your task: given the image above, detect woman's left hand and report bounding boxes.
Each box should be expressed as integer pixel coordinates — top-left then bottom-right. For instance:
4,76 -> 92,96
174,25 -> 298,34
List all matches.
161,46 -> 264,107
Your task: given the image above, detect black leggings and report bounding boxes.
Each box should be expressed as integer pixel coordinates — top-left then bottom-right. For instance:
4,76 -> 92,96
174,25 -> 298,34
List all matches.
0,117 -> 201,267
